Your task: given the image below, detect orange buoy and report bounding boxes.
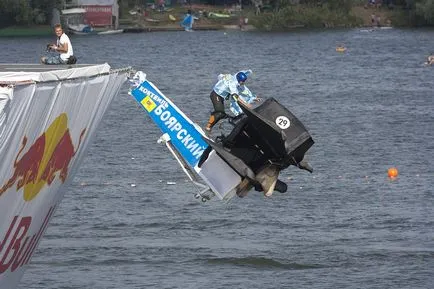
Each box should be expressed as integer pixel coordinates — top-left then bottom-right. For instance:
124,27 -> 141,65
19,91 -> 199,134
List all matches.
388,167 -> 398,178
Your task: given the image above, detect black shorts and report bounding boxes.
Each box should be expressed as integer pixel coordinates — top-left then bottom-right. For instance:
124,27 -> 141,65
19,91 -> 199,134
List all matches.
210,91 -> 224,113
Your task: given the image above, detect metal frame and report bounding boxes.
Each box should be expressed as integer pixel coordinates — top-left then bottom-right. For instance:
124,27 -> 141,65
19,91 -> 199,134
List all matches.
157,133 -> 214,202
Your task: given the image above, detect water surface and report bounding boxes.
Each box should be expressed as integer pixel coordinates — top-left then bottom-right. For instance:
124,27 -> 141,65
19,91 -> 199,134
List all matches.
1,28 -> 433,289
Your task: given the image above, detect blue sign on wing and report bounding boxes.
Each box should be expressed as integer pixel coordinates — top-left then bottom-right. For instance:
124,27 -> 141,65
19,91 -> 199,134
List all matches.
131,81 -> 208,167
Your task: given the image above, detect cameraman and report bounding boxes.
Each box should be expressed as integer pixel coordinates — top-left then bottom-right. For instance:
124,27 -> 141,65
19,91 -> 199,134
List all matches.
41,24 -> 74,65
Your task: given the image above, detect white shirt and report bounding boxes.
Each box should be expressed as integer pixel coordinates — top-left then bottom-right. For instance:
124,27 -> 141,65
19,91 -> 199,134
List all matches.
57,33 -> 73,61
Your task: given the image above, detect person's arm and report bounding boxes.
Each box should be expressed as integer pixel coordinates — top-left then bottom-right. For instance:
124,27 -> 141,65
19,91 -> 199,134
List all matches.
237,96 -> 251,107
55,41 -> 68,53
230,91 -> 251,108
241,85 -> 262,103
51,35 -> 68,53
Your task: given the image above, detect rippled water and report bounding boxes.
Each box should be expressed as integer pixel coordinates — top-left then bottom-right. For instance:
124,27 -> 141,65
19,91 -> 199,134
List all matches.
1,27 -> 433,289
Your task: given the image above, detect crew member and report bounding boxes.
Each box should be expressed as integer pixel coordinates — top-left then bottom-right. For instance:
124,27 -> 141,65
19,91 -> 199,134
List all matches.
41,24 -> 74,65
204,70 -> 253,133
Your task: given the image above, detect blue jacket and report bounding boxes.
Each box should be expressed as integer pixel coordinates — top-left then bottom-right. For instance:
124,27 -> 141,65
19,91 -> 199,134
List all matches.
212,69 -> 253,99
229,85 -> 257,116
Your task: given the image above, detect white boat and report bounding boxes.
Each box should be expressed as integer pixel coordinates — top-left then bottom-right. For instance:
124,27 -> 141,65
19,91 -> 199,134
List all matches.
61,8 -> 93,35
98,29 -> 124,35
68,23 -> 95,35
0,63 -> 130,288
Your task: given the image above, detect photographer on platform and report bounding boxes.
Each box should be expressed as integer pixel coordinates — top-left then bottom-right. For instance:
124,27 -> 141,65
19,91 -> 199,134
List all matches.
41,24 -> 74,65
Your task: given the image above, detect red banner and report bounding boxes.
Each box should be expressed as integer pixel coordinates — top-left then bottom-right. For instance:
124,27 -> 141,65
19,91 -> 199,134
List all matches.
83,5 -> 112,27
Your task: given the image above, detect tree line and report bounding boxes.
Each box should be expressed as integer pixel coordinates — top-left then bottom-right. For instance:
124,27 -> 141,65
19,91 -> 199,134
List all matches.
0,0 -> 433,28
0,0 -> 62,28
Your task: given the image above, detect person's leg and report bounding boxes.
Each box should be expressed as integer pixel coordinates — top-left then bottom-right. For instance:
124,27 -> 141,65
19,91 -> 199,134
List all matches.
42,55 -> 63,65
205,91 -> 225,131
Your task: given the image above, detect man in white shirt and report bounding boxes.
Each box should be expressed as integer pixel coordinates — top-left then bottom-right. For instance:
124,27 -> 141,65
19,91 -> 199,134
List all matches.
41,24 -> 74,65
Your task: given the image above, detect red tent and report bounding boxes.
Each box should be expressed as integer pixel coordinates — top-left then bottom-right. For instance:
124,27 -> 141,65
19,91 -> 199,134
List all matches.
78,0 -> 119,28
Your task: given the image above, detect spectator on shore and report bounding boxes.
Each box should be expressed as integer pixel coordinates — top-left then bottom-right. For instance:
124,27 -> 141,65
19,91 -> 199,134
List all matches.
253,0 -> 263,15
371,13 -> 381,27
158,0 -> 165,13
239,16 -> 245,30
180,9 -> 194,31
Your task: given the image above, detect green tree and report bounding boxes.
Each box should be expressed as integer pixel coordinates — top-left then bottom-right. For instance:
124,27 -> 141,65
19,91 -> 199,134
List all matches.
0,0 -> 32,27
0,0 -> 63,27
414,0 -> 434,25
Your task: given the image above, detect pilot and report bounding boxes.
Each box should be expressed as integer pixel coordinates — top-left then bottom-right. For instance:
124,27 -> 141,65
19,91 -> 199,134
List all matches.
204,70 -> 254,134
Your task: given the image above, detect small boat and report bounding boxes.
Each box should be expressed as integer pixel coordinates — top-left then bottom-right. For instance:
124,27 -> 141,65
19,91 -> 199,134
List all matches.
61,8 -> 94,35
336,46 -> 346,52
68,24 -> 95,35
98,29 -> 124,35
145,18 -> 160,23
359,26 -> 393,33
208,12 -> 231,18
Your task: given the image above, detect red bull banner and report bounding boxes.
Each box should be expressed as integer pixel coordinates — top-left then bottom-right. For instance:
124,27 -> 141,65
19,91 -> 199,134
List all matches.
0,64 -> 128,288
83,5 -> 112,27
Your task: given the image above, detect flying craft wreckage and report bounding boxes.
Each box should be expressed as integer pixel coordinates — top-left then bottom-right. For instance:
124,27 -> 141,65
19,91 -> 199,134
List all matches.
129,72 -> 314,202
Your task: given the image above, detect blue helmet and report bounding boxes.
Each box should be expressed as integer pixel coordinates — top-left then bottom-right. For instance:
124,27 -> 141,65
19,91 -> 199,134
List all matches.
236,72 -> 247,83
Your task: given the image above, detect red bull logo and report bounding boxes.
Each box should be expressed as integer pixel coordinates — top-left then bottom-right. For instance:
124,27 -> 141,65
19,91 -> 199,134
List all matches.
0,113 -> 86,201
0,206 -> 56,274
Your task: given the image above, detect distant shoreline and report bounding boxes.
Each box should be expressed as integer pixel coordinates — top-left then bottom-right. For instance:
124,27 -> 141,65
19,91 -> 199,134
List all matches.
0,25 -> 52,37
0,5 -> 405,37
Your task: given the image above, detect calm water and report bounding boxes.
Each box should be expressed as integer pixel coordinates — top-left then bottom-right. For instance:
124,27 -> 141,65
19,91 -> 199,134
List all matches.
1,28 -> 433,288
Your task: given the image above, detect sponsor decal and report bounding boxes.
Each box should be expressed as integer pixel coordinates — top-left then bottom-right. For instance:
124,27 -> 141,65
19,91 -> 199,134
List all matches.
0,206 -> 55,274
141,95 -> 157,112
275,116 -> 290,130
0,113 -> 86,201
132,82 -> 207,167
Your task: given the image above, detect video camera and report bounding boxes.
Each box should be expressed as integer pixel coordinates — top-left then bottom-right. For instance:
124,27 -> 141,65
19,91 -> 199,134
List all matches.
46,43 -> 54,52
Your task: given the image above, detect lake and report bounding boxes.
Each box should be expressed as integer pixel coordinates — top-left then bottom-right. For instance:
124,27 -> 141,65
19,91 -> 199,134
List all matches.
1,27 -> 433,289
